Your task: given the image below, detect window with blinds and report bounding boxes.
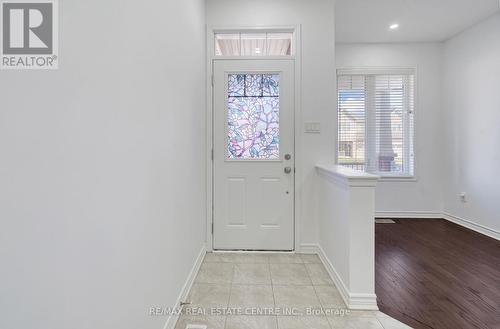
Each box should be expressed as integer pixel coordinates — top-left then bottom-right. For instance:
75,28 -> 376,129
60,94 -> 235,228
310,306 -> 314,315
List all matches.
337,69 -> 415,177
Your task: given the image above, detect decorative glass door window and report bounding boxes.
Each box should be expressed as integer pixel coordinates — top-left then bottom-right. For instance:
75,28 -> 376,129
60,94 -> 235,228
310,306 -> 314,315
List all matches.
227,74 -> 280,160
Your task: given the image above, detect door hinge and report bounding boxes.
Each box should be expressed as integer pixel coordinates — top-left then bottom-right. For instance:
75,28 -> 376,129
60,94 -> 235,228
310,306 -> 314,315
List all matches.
211,222 -> 214,234
211,149 -> 214,161
211,74 -> 214,86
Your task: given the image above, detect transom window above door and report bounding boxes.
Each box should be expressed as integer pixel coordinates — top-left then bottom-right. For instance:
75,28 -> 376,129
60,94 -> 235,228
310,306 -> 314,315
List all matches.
215,32 -> 294,57
337,68 -> 416,178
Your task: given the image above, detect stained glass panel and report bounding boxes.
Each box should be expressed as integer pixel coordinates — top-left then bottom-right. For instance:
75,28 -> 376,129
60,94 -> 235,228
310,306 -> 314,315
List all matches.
227,74 -> 280,160
263,74 -> 279,96
228,74 -> 245,96
244,75 -> 263,96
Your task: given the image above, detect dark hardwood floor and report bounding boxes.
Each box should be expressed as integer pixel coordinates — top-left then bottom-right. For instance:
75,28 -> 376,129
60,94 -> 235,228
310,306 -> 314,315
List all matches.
375,219 -> 500,329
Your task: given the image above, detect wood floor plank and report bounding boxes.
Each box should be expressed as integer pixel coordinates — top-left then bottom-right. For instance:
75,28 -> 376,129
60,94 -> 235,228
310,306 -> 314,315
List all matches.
376,219 -> 500,329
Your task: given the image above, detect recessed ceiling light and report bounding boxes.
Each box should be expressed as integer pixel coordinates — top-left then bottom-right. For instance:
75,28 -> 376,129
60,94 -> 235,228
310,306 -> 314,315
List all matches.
389,23 -> 399,30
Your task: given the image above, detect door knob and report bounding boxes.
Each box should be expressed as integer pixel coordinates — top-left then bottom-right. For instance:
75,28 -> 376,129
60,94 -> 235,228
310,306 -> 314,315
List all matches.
284,154 -> 292,160
284,167 -> 292,174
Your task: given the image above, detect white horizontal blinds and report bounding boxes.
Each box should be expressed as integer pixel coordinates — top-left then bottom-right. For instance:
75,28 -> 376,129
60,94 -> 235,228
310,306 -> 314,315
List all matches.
215,32 -> 293,56
215,33 -> 240,56
337,75 -> 366,171
407,74 -> 415,176
337,70 -> 415,177
241,33 -> 266,56
266,33 -> 292,56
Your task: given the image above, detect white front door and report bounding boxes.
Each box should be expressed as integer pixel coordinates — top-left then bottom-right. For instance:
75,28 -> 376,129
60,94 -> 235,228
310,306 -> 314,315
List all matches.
213,59 -> 295,251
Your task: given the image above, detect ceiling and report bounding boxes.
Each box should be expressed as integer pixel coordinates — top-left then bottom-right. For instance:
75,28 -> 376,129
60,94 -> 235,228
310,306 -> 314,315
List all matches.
336,0 -> 500,43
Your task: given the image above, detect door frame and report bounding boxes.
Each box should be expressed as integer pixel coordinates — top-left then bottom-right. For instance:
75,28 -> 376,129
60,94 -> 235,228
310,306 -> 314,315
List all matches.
205,25 -> 302,252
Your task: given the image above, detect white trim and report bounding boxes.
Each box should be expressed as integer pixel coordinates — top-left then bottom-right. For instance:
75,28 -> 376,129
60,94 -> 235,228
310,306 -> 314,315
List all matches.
212,250 -> 295,254
316,164 -> 379,187
375,211 -> 443,218
376,211 -> 500,241
337,67 -> 416,76
314,244 -> 378,310
315,245 -> 350,308
212,56 -> 295,60
163,245 -> 206,329
347,293 -> 380,310
298,243 -> 320,254
211,25 -> 297,58
206,25 -> 214,251
292,25 -> 302,252
205,25 -> 303,252
443,212 -> 500,241
211,25 -> 297,34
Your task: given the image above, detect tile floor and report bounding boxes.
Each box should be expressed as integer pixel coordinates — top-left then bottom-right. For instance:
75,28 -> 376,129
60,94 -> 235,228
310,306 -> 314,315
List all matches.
175,252 -> 411,329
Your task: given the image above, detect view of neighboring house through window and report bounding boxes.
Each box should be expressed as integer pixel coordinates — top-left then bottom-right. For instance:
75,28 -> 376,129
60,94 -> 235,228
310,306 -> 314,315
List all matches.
337,70 -> 415,177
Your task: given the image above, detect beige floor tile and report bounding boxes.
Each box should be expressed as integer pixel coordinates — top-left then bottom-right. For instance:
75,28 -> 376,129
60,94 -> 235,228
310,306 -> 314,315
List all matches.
188,253 -> 406,329
327,316 -> 384,329
277,315 -> 331,329
175,315 -> 225,329
231,253 -> 270,264
299,254 -> 322,264
195,262 -> 233,284
273,285 -> 322,315
270,263 -> 312,285
305,263 -> 334,285
229,284 -> 274,309
186,283 -> 230,310
374,311 -> 391,318
233,263 -> 271,285
314,285 -> 346,308
203,252 -> 235,263
377,316 -> 413,329
346,310 -> 379,318
225,316 -> 278,329
268,253 -> 304,264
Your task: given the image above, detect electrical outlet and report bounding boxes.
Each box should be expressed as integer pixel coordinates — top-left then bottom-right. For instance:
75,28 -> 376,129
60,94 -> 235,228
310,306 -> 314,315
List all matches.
459,192 -> 467,203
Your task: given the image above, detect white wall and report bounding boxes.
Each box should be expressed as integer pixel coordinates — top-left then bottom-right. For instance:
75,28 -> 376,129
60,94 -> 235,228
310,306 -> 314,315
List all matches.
0,0 -> 206,328
336,43 -> 444,215
206,0 -> 337,246
442,13 -> 500,237
316,165 -> 378,310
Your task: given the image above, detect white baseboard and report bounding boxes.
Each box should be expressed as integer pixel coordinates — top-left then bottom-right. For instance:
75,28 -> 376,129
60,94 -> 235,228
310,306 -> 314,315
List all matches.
314,244 -> 351,308
297,243 -> 321,254
301,243 -> 378,311
375,211 -> 443,218
376,210 -> 500,241
163,244 -> 206,329
443,212 -> 500,241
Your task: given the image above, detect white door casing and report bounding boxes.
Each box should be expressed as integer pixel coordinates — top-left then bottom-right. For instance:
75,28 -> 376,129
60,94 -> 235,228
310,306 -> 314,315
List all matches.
213,59 -> 295,250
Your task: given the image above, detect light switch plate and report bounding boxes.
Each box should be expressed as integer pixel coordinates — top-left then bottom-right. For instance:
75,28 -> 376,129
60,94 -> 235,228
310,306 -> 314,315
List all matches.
304,122 -> 321,133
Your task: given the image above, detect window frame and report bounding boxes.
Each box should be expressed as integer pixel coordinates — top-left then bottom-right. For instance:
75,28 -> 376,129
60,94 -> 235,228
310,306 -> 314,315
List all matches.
336,67 -> 418,181
211,27 -> 297,59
